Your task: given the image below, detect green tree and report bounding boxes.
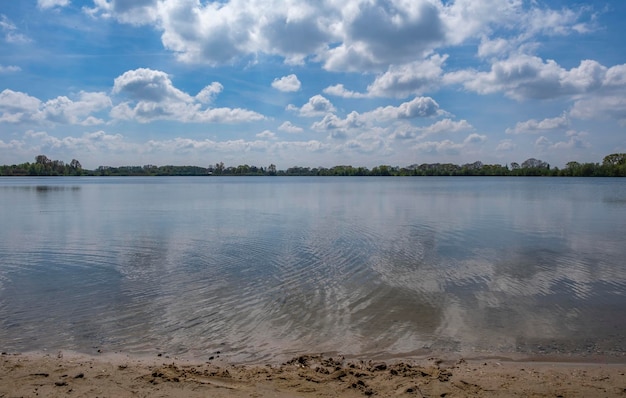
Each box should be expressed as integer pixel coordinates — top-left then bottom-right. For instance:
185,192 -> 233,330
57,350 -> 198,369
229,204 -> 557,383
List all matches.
268,163 -> 277,176
214,162 -> 224,175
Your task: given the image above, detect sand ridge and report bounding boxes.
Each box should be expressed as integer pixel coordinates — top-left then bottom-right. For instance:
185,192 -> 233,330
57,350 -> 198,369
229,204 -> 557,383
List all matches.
1,351 -> 625,397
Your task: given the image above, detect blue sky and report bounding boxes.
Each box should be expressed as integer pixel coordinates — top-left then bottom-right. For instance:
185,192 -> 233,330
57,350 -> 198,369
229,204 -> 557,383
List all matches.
1,0 -> 625,169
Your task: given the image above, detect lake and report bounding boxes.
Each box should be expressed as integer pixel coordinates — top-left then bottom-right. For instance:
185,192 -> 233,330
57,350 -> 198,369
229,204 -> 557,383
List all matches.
0,176 -> 625,363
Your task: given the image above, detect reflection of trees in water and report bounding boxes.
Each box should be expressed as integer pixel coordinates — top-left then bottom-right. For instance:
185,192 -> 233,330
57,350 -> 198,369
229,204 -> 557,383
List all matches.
35,185 -> 80,192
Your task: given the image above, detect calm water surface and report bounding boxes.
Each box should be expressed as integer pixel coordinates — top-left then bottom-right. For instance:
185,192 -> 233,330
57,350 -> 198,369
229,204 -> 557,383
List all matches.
0,177 -> 625,362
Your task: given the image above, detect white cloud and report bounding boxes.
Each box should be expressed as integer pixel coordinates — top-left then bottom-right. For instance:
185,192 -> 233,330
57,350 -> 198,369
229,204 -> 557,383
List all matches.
322,1 -> 446,72
271,74 -> 301,92
0,138 -> 24,150
110,68 -> 265,123
0,14 -> 30,43
0,89 -> 111,125
496,139 -> 516,152
523,6 -> 594,38
1,69 -> 265,126
0,89 -> 41,123
534,131 -> 590,151
390,118 -> 472,140
78,0 -> 595,76
0,65 -> 21,73
603,64 -> 626,87
477,37 -> 512,58
567,64 -> 626,124
112,68 -> 192,103
311,111 -> 363,134
366,54 -> 448,98
189,107 -> 267,124
323,84 -> 368,99
464,133 -> 487,144
292,95 -> 336,117
38,0 -> 70,9
311,96 -> 443,138
535,135 -> 551,148
310,97 -> 442,136
445,56 -> 608,100
256,130 -> 277,140
40,92 -> 112,125
324,54 -> 448,99
23,129 -> 129,153
506,114 -> 569,134
340,139 -> 385,154
412,133 -> 486,155
368,97 -> 441,120
196,82 -> 224,104
413,139 -> 463,155
418,118 -> 472,137
441,0 -> 521,45
552,131 -> 590,150
278,121 -> 303,133
84,0 -> 159,25
571,95 -> 626,125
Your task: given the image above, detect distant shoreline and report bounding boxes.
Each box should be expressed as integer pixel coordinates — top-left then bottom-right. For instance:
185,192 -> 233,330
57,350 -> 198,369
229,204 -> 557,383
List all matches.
2,153 -> 625,177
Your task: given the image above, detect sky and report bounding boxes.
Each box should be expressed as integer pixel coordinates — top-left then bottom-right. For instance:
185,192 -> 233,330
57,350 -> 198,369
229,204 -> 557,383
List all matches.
0,0 -> 625,170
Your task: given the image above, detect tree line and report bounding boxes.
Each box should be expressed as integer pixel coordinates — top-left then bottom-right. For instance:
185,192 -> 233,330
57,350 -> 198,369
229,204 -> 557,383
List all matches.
1,154 -> 625,177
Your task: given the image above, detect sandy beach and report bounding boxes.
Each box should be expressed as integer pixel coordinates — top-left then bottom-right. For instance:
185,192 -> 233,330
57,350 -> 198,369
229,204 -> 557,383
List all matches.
1,351 -> 624,397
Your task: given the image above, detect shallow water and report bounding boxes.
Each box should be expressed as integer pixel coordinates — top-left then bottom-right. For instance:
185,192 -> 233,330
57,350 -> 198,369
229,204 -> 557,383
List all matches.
1,176 -> 625,362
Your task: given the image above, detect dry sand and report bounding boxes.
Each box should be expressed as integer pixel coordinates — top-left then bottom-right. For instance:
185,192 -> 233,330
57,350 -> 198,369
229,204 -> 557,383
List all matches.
1,351 -> 625,397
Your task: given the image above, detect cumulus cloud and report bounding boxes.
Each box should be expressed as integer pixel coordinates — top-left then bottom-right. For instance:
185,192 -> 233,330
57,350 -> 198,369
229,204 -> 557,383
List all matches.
477,37 -> 513,58
84,0 -> 159,25
418,118 -> 472,136
523,6 -> 595,38
323,84 -> 368,99
534,131 -> 590,151
390,118 -> 472,140
366,54 -> 448,98
322,1 -> 446,72
40,92 -> 112,125
324,54 -> 447,99
570,95 -> 626,125
311,111 -> 363,133
111,68 -> 264,123
311,96 -> 443,138
0,65 -> 21,73
496,139 -> 516,152
368,97 -> 441,120
310,97 -> 442,136
1,69 -> 265,126
278,121 -> 303,133
464,133 -> 487,144
271,74 -> 301,92
0,89 -> 110,125
196,82 -> 224,104
290,95 -> 336,117
79,0 -> 593,74
0,89 -> 41,122
445,56 -> 608,100
38,0 -> 70,9
413,139 -> 463,155
567,64 -> 626,124
256,130 -> 277,139
0,138 -> 24,151
113,68 -> 192,103
506,114 -> 569,134
23,129 -> 129,153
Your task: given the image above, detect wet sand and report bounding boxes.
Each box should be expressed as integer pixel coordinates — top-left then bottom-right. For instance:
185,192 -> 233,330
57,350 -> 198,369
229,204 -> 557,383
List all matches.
1,351 -> 625,397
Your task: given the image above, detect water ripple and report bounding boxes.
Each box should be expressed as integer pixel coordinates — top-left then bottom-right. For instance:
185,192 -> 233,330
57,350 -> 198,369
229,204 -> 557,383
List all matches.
1,177 -> 625,361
